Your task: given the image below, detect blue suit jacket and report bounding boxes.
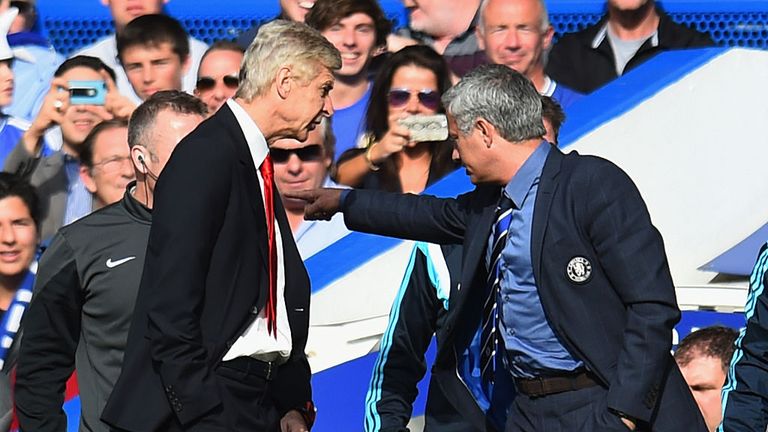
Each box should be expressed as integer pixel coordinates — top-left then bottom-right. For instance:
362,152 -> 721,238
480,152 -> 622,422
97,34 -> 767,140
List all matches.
344,145 -> 706,431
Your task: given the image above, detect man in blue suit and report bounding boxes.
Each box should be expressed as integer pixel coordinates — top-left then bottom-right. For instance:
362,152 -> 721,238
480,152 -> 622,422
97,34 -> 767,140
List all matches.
289,64 -> 706,431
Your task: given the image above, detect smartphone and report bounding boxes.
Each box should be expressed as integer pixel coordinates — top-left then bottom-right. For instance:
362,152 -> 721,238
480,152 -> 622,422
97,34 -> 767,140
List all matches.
68,80 -> 107,105
398,114 -> 449,142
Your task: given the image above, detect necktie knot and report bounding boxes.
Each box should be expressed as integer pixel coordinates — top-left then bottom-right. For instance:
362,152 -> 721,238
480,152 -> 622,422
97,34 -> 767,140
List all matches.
260,154 -> 274,180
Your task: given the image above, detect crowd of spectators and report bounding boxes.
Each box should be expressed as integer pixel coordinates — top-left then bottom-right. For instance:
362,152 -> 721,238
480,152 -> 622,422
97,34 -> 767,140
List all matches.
0,0 -> 740,431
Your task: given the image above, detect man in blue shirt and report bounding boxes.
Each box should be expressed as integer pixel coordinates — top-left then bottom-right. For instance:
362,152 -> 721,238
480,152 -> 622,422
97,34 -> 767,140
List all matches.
289,65 -> 705,431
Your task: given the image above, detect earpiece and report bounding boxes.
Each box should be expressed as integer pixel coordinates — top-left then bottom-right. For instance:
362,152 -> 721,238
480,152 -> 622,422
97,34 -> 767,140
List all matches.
138,154 -> 145,163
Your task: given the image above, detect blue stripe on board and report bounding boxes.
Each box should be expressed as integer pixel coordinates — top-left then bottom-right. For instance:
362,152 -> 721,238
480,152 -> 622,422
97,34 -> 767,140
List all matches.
559,47 -> 727,148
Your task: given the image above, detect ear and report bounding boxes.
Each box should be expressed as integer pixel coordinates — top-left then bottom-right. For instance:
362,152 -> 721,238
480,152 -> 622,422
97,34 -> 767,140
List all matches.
79,165 -> 98,194
131,146 -> 147,174
323,155 -> 333,171
475,27 -> 486,51
542,25 -> 555,51
476,118 -> 495,148
180,54 -> 192,77
275,66 -> 293,100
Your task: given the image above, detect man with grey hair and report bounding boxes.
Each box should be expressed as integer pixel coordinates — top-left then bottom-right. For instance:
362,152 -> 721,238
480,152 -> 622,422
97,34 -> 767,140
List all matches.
102,20 -> 340,432
476,0 -> 582,109
288,64 -> 706,431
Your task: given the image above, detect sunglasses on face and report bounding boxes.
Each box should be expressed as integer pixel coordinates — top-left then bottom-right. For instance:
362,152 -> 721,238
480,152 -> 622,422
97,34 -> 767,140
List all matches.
196,75 -> 239,91
387,88 -> 441,111
270,145 -> 325,163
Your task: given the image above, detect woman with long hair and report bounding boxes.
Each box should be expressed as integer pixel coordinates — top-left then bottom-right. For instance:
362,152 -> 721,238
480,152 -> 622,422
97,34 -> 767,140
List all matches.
335,45 -> 458,193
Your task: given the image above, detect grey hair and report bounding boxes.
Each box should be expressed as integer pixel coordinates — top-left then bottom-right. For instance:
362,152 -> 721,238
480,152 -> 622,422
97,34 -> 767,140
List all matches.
235,20 -> 341,101
442,64 -> 546,141
478,0 -> 551,33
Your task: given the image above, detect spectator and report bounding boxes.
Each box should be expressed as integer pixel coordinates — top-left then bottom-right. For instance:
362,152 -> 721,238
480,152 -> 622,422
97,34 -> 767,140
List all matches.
306,0 -> 390,160
674,326 -> 738,432
3,0 -> 64,122
193,41 -> 244,114
541,95 -> 565,145
236,0 -> 315,49
395,0 -> 486,78
116,14 -> 190,103
720,243 -> 768,432
0,172 -> 38,372
546,0 -> 714,94
335,45 -> 458,192
4,56 -> 133,241
78,119 -> 134,209
273,117 -> 349,259
477,0 -> 582,108
0,6 -> 44,165
72,0 -> 207,104
14,91 -> 206,432
364,96 -> 568,431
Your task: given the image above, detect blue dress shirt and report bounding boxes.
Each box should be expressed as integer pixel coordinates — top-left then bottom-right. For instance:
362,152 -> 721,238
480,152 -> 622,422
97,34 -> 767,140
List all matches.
62,154 -> 92,226
487,141 -> 583,378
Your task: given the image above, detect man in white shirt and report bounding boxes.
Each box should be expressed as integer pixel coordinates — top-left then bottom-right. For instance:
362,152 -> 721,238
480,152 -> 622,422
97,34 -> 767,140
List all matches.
102,20 -> 341,432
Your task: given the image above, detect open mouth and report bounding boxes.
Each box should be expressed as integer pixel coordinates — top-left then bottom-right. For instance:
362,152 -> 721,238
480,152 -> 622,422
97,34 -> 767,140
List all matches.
298,1 -> 316,9
0,250 -> 20,262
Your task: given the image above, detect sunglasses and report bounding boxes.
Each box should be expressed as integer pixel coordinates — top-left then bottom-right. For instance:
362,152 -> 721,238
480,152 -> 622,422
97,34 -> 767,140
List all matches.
270,145 -> 324,163
387,88 -> 441,110
196,75 -> 239,91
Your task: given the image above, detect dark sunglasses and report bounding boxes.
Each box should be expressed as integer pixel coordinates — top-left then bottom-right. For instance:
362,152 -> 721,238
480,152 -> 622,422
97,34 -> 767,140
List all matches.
196,75 -> 239,91
270,145 -> 324,163
387,88 -> 441,110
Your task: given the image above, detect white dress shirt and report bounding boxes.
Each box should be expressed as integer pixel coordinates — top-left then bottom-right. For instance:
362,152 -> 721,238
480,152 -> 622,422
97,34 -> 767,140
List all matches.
222,99 -> 292,361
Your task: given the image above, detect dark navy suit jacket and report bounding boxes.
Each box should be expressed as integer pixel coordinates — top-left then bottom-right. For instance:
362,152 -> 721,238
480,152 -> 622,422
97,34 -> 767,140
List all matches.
344,145 -> 706,431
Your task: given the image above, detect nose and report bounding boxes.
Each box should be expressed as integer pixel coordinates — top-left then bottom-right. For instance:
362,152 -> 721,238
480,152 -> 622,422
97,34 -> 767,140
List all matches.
405,93 -> 421,114
451,147 -> 461,163
285,153 -> 303,174
323,95 -> 334,117
505,29 -> 520,48
142,64 -> 154,83
121,157 -> 136,179
0,223 -> 15,245
402,0 -> 416,7
342,27 -> 356,47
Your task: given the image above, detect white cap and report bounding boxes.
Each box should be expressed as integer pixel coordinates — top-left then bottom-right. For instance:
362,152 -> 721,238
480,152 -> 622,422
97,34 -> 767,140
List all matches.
0,7 -> 34,63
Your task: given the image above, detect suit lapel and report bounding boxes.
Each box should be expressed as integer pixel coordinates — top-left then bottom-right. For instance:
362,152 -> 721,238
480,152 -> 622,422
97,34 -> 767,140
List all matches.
217,105 -> 269,268
531,145 -> 564,281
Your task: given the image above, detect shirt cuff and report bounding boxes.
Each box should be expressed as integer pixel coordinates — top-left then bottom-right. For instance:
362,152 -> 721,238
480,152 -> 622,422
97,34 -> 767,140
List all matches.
339,189 -> 351,208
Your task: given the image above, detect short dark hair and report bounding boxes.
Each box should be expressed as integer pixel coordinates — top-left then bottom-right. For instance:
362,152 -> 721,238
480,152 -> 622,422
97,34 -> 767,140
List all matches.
200,40 -> 244,64
0,172 -> 40,231
305,0 -> 391,49
541,95 -> 565,144
675,325 -> 739,372
128,90 -> 208,154
79,119 -> 129,169
116,14 -> 191,64
54,55 -> 117,82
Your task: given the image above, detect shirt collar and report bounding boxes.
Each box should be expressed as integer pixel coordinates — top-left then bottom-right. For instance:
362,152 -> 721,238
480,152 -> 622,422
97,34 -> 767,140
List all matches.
504,141 -> 550,208
226,98 -> 269,167
593,21 -> 659,49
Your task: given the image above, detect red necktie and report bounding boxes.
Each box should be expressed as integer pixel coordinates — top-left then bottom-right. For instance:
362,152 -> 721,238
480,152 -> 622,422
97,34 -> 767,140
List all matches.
259,154 -> 278,337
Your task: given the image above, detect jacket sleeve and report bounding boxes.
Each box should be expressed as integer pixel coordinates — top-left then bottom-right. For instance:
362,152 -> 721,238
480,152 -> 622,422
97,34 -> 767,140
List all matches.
365,245 -> 442,432
342,189 -> 471,245
719,244 -> 768,432
582,160 -> 681,424
14,234 -> 82,432
3,137 -> 41,179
